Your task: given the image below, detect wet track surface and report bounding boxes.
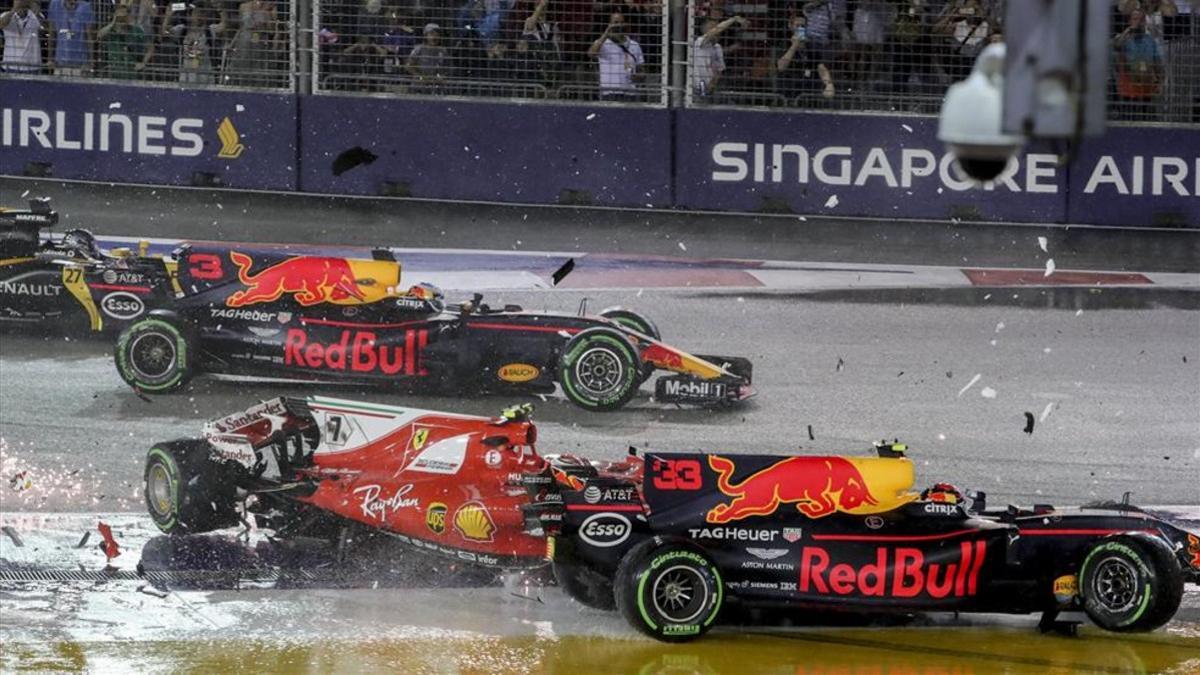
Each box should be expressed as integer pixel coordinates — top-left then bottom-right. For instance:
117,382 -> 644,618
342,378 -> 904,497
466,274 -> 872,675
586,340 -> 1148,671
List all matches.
2,290 -> 1198,510
2,181 -> 1199,671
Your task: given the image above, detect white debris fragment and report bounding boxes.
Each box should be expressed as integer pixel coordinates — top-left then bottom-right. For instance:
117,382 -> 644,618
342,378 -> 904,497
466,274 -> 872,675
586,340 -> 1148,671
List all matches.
994,321 -> 1005,333
636,288 -> 643,297
901,124 -> 913,133
678,241 -> 687,251
1075,309 -> 1084,317
586,113 -> 596,121
937,187 -> 944,194
216,203 -> 223,210
1037,236 -> 1048,252
797,216 -> 807,222
1039,402 -> 1055,422
108,102 -> 121,109
824,195 -> 839,209
937,433 -> 946,441
20,190 -> 29,198
236,104 -> 245,112
957,373 -> 982,397
980,387 -> 997,399
1043,347 -> 1052,354
1044,258 -> 1056,277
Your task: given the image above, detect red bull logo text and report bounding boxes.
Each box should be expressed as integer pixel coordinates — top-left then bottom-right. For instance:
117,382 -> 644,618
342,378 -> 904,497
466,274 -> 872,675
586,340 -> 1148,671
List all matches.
227,252 -> 367,307
284,329 -> 427,375
799,542 -> 987,599
706,456 -> 878,523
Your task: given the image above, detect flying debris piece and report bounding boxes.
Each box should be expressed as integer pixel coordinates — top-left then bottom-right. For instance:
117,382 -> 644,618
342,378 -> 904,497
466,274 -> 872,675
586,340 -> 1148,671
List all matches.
678,241 -> 687,251
1039,402 -> 1055,422
235,104 -> 245,112
836,357 -> 845,372
901,124 -> 913,133
1044,258 -> 1056,277
958,373 -> 982,397
9,470 -> 31,493
97,521 -> 121,561
807,425 -> 815,441
76,531 -> 92,549
1,526 -> 23,548
137,584 -> 170,599
586,113 -> 596,120
824,195 -> 840,209
331,146 -> 379,176
1037,236 -> 1048,253
551,258 -> 575,286
981,387 -> 997,399
1023,412 -> 1035,435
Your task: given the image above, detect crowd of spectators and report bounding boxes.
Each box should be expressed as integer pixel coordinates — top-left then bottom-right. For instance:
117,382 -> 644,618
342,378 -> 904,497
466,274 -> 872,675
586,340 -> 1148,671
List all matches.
2,0 -> 1197,119
0,0 -> 288,86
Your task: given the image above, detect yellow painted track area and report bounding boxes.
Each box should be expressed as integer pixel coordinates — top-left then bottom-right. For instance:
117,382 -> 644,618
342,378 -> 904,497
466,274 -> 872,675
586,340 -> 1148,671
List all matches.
4,628 -> 1200,674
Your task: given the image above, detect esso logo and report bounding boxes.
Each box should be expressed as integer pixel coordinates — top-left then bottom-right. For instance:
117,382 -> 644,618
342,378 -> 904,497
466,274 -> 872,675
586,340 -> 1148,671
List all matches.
101,292 -> 145,320
578,513 -> 631,548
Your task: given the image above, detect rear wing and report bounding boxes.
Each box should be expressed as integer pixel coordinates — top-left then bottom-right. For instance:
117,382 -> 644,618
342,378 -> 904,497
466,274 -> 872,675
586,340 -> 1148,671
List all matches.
0,199 -> 58,259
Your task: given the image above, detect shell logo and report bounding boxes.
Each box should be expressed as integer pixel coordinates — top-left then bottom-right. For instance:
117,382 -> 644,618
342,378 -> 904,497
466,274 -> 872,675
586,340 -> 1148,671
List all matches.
497,363 -> 540,383
426,502 -> 447,534
453,501 -> 496,542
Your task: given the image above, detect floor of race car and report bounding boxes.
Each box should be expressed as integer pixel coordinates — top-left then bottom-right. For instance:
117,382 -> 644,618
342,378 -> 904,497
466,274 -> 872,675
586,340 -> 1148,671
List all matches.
1,512 -> 1198,674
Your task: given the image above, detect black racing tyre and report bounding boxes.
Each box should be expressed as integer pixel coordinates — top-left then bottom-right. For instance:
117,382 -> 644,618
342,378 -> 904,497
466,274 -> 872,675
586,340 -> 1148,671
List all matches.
600,307 -> 661,341
144,440 -> 239,535
600,308 -> 660,385
614,538 -> 724,642
553,558 -> 616,610
116,317 -> 193,393
557,327 -> 641,411
1078,535 -> 1184,633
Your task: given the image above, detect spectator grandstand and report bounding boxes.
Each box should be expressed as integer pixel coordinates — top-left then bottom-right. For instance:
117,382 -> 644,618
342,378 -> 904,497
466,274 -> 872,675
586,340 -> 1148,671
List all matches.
1,0 -> 1197,121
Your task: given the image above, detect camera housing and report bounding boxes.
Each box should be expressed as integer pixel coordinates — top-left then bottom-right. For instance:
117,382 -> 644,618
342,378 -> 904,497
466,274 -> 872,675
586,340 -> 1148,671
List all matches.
937,43 -> 1026,183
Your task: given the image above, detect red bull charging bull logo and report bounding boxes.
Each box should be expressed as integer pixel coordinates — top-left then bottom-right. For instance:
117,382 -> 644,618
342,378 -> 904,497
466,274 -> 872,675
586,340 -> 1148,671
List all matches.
226,252 -> 367,308
706,455 -> 879,523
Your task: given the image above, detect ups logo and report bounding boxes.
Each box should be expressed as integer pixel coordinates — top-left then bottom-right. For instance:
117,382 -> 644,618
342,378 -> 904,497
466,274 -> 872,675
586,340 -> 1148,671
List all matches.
426,502 -> 447,534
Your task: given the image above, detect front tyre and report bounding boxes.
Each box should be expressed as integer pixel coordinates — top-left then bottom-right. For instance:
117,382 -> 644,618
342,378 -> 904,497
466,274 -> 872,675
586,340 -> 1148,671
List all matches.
600,308 -> 660,385
145,441 -> 238,535
1079,535 -> 1184,632
614,539 -> 724,642
116,317 -> 192,393
558,328 -> 640,411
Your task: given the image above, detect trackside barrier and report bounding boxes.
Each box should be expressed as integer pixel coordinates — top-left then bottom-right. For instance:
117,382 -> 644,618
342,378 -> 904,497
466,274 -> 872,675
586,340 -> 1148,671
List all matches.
0,80 -> 297,191
2,81 -> 1197,227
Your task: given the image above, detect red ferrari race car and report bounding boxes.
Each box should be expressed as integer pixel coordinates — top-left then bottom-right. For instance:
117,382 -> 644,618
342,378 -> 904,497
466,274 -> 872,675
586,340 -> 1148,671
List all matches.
145,398 -> 1200,641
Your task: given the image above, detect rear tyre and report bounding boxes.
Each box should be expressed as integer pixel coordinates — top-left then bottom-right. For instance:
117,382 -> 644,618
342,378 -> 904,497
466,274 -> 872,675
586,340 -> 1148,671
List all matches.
614,539 -> 724,642
557,328 -> 640,411
1078,535 -> 1183,632
145,441 -> 238,535
600,308 -> 660,385
553,558 -> 616,610
116,317 -> 193,393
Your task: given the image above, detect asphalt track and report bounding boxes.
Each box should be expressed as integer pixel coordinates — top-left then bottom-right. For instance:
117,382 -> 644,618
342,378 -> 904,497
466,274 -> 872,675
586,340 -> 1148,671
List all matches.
1,179 -> 1199,671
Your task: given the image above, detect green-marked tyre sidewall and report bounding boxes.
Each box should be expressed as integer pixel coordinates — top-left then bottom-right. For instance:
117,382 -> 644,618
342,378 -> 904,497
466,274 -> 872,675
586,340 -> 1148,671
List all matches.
145,446 -> 182,533
559,330 -> 640,411
618,542 -> 723,642
600,309 -> 660,385
1078,536 -> 1182,632
116,318 -> 190,392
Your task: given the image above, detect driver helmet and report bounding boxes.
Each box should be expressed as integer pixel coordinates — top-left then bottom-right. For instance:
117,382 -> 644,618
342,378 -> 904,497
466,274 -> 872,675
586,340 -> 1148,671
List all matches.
406,282 -> 443,301
921,482 -> 964,504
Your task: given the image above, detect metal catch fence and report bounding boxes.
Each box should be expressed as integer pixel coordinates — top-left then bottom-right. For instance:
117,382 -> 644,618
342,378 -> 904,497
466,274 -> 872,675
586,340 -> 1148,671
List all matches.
2,0 -> 1197,122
